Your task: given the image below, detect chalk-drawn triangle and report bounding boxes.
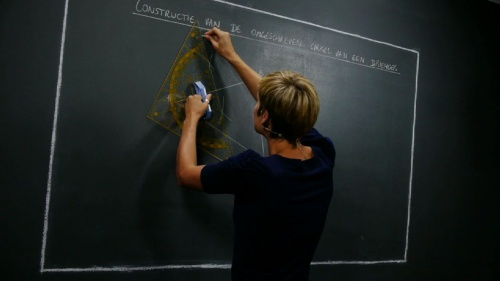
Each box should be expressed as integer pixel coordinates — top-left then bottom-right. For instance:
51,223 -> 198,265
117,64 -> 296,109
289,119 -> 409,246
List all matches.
147,21 -> 233,160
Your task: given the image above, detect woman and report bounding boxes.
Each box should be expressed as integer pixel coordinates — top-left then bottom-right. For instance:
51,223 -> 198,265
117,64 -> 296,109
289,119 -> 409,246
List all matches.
177,27 -> 335,281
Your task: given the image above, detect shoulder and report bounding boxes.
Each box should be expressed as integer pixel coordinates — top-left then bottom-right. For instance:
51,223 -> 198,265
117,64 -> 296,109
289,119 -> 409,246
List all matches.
302,128 -> 331,143
219,149 -> 264,171
302,128 -> 335,159
204,149 -> 262,172
232,149 -> 261,163
201,149 -> 265,194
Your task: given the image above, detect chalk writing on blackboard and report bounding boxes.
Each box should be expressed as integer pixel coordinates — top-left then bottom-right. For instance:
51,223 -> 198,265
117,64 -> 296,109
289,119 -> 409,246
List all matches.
133,0 -> 402,75
135,0 -> 195,24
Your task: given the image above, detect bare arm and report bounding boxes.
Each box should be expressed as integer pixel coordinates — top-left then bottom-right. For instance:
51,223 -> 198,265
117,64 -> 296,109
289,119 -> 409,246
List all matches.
176,94 -> 212,190
204,28 -> 261,101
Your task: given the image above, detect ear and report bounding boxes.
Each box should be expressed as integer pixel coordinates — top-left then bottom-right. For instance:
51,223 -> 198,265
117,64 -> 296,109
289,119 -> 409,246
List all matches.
261,110 -> 270,126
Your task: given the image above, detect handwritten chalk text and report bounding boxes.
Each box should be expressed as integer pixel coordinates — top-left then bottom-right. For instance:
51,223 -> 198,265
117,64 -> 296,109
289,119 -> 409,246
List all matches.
310,43 -> 332,54
205,18 -> 220,28
371,59 -> 398,72
132,3 -> 402,75
351,55 -> 365,63
250,29 -> 303,47
135,0 -> 195,23
335,51 -> 348,59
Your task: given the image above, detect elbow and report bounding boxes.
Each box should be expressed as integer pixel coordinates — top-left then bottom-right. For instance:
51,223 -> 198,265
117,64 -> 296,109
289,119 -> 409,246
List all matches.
176,165 -> 204,191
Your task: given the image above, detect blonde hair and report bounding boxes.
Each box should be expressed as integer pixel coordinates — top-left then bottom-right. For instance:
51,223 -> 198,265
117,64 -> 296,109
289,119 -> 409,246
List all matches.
258,71 -> 320,143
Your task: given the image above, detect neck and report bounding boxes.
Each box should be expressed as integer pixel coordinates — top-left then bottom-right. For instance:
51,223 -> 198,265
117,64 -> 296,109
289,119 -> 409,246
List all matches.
267,138 -> 311,160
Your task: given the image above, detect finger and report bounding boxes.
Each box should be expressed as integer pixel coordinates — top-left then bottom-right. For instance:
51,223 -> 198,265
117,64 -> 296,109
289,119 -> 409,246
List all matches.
208,28 -> 225,40
206,93 -> 212,103
203,34 -> 218,47
210,26 -> 221,33
187,94 -> 200,103
204,34 -> 214,43
204,27 -> 218,37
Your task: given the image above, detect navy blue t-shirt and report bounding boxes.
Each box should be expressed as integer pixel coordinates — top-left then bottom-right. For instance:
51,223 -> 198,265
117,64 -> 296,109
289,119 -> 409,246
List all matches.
201,129 -> 335,281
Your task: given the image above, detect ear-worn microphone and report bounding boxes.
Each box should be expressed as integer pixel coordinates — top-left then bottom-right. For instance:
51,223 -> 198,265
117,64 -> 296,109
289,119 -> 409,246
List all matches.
260,110 -> 283,138
263,126 -> 283,138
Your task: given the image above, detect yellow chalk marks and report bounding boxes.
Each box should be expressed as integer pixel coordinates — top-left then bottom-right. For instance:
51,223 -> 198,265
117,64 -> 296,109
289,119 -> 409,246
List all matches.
146,21 -> 234,161
199,138 -> 229,149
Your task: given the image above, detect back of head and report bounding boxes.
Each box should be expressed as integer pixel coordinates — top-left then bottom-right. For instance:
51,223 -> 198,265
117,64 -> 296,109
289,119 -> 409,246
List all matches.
258,71 -> 320,143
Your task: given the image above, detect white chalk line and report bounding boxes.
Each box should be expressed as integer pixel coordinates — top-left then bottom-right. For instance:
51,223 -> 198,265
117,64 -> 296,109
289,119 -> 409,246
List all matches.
404,52 -> 420,260
210,0 -> 418,54
193,81 -> 244,114
176,80 -> 244,102
132,12 -> 402,75
40,0 -> 69,273
205,122 -> 248,151
209,82 -> 244,123
208,82 -> 244,93
41,259 -> 406,272
42,264 -> 232,273
312,259 -> 406,265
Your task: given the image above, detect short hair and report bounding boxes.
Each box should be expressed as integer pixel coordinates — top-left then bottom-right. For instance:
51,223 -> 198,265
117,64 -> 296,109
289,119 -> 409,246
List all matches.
258,71 -> 320,143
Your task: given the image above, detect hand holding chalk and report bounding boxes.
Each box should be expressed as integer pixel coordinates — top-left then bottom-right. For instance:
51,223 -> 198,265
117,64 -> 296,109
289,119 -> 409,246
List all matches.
204,27 -> 239,62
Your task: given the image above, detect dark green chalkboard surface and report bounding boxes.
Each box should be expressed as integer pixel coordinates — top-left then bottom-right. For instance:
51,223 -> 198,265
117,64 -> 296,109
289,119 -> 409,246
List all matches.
1,0 -> 498,280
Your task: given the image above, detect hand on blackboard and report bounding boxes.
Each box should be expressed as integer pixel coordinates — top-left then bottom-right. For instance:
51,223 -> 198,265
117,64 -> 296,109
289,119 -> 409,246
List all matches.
204,27 -> 239,63
184,93 -> 212,122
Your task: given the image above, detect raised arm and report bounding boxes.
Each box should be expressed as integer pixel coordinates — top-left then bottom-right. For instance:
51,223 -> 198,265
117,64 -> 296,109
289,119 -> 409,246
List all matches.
176,94 -> 212,191
204,27 -> 261,101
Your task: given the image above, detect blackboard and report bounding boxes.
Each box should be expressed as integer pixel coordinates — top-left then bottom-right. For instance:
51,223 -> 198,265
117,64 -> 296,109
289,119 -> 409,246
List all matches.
2,0 -> 498,280
41,0 -> 417,272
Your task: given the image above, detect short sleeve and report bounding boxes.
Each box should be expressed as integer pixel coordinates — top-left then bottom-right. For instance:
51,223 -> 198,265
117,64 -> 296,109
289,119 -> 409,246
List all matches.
201,149 -> 261,194
301,128 -> 335,161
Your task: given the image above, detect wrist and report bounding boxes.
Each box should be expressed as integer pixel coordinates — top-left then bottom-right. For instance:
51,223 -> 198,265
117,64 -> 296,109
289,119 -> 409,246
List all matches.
182,115 -> 200,133
183,116 -> 199,127
226,53 -> 241,65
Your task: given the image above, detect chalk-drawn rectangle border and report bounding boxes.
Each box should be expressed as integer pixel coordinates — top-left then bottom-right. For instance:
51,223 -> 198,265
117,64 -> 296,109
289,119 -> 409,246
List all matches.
40,0 -> 419,272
